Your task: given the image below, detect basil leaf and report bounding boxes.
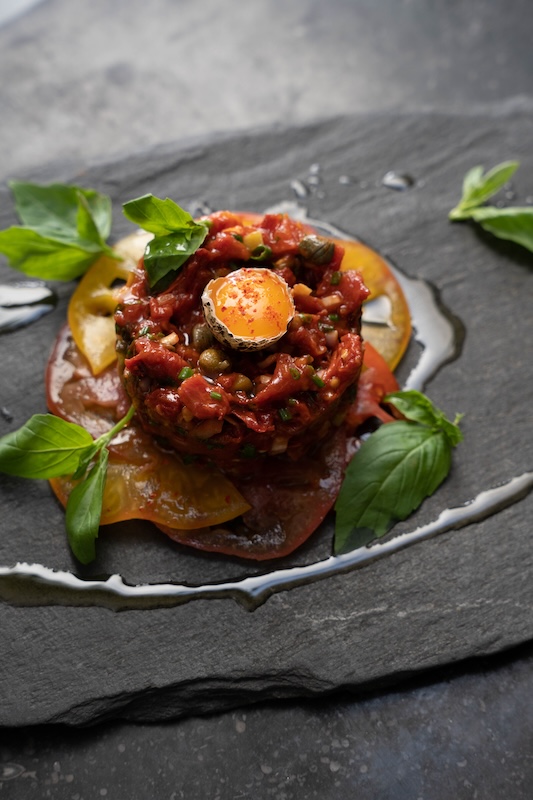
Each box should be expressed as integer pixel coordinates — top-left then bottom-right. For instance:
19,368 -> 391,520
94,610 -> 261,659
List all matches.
66,448 -> 109,564
0,227 -> 99,280
122,194 -> 200,236
122,194 -> 209,288
144,228 -> 210,288
469,206 -> 533,252
10,181 -> 112,241
0,414 -> 94,478
449,161 -> 519,220
0,182 -> 115,280
385,389 -> 464,446
334,422 -> 452,554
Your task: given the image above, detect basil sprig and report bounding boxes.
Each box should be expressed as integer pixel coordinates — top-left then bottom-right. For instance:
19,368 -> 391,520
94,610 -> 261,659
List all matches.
449,160 -> 533,253
334,390 -> 463,554
0,181 -> 116,280
122,194 -> 210,289
0,407 -> 135,563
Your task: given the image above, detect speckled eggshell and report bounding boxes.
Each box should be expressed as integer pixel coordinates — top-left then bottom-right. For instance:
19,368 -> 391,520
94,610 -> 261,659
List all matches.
201,269 -> 295,352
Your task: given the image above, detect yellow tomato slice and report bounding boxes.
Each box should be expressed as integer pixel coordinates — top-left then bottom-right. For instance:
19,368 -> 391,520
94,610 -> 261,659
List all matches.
68,231 -> 152,376
338,239 -> 411,370
49,427 -> 251,530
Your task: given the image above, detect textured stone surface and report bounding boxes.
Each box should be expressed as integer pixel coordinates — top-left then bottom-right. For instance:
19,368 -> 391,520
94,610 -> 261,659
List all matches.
0,111 -> 532,726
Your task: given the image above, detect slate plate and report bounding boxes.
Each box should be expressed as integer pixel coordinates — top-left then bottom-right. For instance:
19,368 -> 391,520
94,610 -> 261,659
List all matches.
0,112 -> 532,727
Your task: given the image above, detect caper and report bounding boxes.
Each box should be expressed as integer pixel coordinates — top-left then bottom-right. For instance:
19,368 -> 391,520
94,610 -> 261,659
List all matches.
192,322 -> 214,351
198,347 -> 231,375
298,234 -> 335,265
233,373 -> 253,393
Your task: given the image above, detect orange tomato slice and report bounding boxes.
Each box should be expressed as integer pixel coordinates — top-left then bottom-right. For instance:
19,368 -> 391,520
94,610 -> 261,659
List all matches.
49,430 -> 251,530
338,239 -> 411,370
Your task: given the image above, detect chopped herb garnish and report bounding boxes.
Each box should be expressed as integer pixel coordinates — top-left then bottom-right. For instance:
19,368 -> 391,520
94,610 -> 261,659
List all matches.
240,443 -> 256,458
178,366 -> 194,380
278,408 -> 292,422
232,233 -> 244,243
210,390 -> 222,400
311,374 -> 326,388
250,244 -> 273,261
330,271 -> 342,286
328,313 -> 340,322
289,367 -> 300,380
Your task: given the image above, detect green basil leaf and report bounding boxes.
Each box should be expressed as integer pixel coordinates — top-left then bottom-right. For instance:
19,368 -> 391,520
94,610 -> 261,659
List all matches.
0,182 -> 114,280
334,422 -> 453,554
10,181 -> 112,241
469,206 -> 533,252
449,161 -> 519,220
385,389 -> 464,447
0,414 -> 94,478
122,194 -> 201,236
122,194 -> 209,288
66,448 -> 109,564
76,192 -> 106,248
0,227 -> 98,280
144,228 -> 209,289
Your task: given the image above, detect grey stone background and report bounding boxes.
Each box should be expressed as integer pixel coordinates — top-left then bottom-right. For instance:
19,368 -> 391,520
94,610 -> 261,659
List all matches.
0,0 -> 532,797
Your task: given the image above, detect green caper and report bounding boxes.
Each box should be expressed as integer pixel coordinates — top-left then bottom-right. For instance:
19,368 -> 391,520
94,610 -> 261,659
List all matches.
298,234 -> 335,265
198,347 -> 231,375
232,373 -> 253,393
192,322 -> 214,351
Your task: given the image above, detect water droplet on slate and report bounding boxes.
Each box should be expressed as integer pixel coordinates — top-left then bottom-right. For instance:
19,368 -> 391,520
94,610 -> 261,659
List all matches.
290,179 -> 309,199
381,171 -> 415,191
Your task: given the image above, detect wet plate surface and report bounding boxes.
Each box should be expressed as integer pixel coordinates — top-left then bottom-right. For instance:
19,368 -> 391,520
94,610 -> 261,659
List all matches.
0,112 -> 532,726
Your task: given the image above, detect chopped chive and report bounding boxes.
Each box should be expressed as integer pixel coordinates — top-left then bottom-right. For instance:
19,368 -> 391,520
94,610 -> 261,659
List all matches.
250,244 -> 273,261
299,313 -> 312,325
330,271 -> 342,286
318,322 -> 334,332
311,374 -> 326,388
289,367 -> 300,380
232,233 -> 244,242
178,366 -> 194,380
240,443 -> 256,458
138,325 -> 150,336
287,397 -> 298,406
278,407 -> 292,422
210,390 -> 223,400
328,313 -> 340,322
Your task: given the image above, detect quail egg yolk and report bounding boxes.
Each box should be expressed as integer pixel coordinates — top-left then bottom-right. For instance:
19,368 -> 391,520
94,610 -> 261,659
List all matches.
202,267 -> 295,349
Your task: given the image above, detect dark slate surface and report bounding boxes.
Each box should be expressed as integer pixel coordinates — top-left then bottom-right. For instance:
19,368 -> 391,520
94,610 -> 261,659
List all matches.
0,111 -> 532,727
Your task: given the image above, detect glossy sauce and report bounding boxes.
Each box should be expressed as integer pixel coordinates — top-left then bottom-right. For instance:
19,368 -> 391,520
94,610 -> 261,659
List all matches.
0,281 -> 57,333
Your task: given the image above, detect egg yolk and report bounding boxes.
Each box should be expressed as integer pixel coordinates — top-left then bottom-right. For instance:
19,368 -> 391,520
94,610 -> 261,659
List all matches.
203,268 -> 294,342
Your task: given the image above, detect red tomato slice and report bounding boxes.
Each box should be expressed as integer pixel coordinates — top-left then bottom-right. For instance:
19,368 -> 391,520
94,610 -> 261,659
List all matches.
157,427 -> 347,560
344,342 -> 400,431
